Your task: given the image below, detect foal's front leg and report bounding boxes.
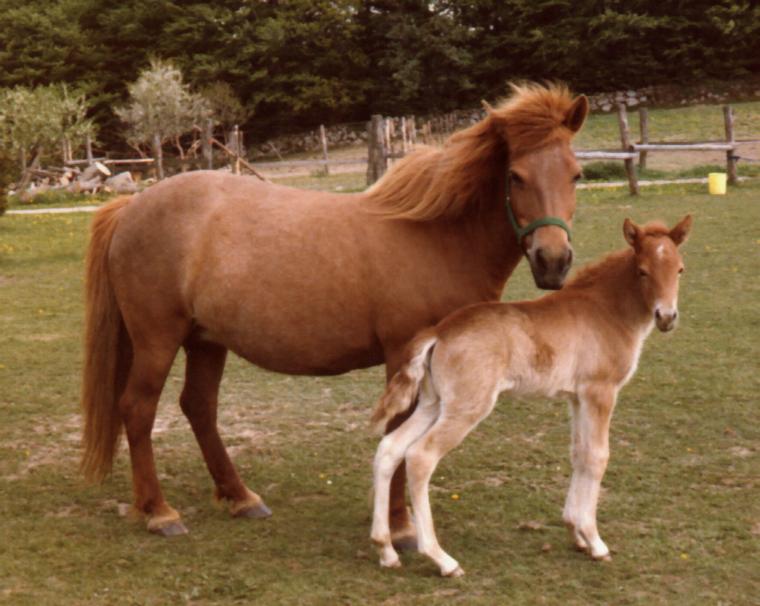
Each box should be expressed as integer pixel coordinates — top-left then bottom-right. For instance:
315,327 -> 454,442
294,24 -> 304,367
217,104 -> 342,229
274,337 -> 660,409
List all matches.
563,384 -> 617,560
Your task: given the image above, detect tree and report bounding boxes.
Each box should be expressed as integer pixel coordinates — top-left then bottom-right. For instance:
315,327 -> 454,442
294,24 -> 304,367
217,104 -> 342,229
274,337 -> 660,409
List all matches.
0,84 -> 95,177
115,59 -> 208,169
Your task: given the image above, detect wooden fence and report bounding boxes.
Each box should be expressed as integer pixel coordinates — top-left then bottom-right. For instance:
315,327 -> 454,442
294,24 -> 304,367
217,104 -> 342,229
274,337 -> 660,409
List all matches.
365,105 -> 743,195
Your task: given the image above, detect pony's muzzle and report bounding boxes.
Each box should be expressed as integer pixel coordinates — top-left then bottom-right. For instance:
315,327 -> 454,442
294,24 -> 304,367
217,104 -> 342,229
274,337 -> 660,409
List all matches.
529,245 -> 573,290
655,308 -> 678,332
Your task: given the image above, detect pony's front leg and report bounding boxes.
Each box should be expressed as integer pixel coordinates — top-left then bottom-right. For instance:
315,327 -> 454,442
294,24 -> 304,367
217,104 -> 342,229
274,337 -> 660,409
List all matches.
563,385 -> 617,561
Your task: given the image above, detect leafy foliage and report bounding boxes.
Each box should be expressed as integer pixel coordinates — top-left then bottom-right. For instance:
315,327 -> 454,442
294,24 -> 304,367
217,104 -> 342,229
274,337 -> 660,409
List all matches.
0,0 -> 758,142
0,84 -> 94,172
115,59 -> 208,149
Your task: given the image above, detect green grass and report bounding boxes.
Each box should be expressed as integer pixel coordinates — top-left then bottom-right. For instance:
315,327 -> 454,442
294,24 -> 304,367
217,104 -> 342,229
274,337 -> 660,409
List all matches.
1,176 -> 759,604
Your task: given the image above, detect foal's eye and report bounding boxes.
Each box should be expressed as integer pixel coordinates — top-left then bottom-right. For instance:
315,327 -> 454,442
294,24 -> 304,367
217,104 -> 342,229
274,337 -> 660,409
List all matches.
638,268 -> 649,277
572,172 -> 583,183
678,267 -> 684,274
509,171 -> 525,186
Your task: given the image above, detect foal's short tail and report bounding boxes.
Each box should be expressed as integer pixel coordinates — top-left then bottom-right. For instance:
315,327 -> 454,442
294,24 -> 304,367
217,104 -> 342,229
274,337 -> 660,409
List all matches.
370,333 -> 437,434
80,196 -> 133,482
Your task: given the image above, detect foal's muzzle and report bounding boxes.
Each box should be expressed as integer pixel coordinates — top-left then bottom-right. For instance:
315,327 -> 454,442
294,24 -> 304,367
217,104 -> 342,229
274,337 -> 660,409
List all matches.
655,308 -> 678,332
528,246 -> 573,290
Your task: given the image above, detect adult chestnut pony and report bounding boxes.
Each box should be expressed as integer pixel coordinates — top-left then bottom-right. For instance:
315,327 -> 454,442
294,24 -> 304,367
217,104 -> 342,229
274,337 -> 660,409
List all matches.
81,83 -> 588,537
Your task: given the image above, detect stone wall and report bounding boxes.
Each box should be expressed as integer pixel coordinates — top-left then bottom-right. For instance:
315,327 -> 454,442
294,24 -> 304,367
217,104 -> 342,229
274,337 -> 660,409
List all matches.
252,78 -> 760,158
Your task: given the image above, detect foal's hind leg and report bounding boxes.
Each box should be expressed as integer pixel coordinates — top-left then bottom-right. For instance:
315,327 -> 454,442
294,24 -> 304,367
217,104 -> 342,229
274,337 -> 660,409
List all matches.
405,398 -> 496,577
119,342 -> 186,536
180,338 -> 271,519
371,389 -> 439,569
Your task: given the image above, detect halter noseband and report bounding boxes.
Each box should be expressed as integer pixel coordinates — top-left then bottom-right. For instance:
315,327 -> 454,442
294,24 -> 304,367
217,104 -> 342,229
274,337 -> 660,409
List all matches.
505,177 -> 572,245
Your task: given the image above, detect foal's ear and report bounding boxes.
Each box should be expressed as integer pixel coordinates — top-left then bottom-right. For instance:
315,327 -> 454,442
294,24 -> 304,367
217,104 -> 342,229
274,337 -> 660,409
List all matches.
564,95 -> 589,133
481,99 -> 495,115
669,214 -> 693,246
623,218 -> 640,248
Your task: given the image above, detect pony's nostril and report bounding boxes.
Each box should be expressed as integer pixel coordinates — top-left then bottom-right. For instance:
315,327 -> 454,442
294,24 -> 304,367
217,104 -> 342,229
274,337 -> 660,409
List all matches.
534,248 -> 548,272
655,309 -> 662,321
565,248 -> 574,267
673,310 -> 678,321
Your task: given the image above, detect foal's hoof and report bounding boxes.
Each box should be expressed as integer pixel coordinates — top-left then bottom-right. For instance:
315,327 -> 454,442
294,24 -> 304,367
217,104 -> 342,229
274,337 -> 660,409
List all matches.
592,552 -> 612,562
443,565 -> 465,578
233,501 -> 272,519
149,520 -> 188,537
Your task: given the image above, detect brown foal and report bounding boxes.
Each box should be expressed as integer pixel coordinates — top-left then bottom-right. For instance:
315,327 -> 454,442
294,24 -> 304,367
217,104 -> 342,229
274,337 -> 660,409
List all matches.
370,216 -> 692,576
81,83 -> 588,538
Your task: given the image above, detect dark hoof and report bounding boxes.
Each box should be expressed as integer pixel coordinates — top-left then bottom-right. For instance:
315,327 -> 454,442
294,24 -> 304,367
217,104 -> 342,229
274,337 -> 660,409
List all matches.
234,501 -> 272,519
391,533 -> 418,552
150,520 -> 188,537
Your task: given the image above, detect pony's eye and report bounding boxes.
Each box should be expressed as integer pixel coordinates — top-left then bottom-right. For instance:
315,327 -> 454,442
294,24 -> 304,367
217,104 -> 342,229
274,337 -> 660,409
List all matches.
678,267 -> 684,274
572,173 -> 583,183
509,172 -> 525,186
638,268 -> 648,277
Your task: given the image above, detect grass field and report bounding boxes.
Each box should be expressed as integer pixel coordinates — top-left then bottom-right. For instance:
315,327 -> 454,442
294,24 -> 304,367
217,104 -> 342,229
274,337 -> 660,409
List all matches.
1,179 -> 759,605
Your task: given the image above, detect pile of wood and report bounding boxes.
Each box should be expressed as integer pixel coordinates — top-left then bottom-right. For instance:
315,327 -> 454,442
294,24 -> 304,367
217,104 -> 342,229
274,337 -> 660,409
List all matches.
13,161 -> 143,202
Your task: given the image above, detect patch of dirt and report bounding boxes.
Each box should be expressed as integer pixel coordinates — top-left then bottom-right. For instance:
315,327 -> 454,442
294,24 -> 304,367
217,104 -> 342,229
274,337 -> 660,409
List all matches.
5,414 -> 80,481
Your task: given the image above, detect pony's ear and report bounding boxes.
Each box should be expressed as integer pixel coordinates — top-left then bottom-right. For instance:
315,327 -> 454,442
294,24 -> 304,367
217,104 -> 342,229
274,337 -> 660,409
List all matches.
669,214 -> 693,246
564,95 -> 589,133
481,99 -> 495,115
623,218 -> 640,248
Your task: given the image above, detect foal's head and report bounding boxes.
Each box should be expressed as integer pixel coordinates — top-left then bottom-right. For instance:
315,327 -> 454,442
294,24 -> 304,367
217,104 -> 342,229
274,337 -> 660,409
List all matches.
623,215 -> 693,332
487,84 -> 589,290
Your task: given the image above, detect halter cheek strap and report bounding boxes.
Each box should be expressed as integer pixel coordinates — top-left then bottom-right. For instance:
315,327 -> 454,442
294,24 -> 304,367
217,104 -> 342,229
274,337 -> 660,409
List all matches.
505,180 -> 572,244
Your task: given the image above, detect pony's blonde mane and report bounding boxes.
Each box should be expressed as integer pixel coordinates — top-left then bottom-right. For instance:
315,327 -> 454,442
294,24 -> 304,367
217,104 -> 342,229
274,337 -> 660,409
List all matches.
364,83 -> 578,221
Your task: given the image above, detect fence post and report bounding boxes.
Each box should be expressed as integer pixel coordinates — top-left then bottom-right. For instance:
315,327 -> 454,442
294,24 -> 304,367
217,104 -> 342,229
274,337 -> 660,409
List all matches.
232,124 -> 241,175
366,114 -> 387,185
723,105 -> 737,185
86,134 -> 94,165
152,132 -> 164,180
617,104 -> 639,195
638,107 -> 649,171
203,119 -> 214,170
319,124 -> 329,175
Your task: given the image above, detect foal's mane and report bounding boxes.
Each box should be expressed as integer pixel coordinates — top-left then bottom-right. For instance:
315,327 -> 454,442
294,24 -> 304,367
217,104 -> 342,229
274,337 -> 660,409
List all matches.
363,83 -> 578,221
566,222 -> 672,290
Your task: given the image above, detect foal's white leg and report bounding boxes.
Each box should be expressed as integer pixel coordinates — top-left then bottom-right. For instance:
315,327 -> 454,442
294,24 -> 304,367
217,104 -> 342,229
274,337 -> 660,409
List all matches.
406,398 -> 495,577
563,385 -> 616,561
371,389 -> 439,569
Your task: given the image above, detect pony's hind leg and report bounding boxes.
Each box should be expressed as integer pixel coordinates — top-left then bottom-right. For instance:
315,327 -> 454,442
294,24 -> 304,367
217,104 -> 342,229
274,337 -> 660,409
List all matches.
119,342 -> 185,536
180,337 -> 271,519
371,388 -> 439,569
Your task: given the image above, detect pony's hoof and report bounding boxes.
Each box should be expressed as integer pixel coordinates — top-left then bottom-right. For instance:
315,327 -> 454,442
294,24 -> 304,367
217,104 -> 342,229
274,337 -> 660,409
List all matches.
149,520 -> 188,537
234,501 -> 272,519
443,565 -> 465,578
592,552 -> 612,562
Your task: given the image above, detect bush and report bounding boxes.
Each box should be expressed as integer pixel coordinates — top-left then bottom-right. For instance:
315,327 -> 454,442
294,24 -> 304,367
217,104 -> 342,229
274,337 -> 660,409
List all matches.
581,161 -> 628,181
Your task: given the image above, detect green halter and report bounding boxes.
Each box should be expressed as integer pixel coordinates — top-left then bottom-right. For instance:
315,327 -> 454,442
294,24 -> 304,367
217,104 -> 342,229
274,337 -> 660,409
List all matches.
505,180 -> 572,244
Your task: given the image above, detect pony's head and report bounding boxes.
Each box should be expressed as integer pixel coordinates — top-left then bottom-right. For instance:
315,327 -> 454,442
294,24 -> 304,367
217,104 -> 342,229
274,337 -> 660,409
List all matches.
623,215 -> 693,332
486,83 -> 588,289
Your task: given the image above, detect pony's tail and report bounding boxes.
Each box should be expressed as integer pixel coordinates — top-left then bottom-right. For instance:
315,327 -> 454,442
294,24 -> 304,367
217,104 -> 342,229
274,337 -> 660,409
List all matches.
370,333 -> 437,435
80,196 -> 133,483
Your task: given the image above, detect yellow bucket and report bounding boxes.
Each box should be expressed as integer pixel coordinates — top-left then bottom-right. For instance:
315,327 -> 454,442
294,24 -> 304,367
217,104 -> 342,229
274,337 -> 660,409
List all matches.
708,172 -> 727,195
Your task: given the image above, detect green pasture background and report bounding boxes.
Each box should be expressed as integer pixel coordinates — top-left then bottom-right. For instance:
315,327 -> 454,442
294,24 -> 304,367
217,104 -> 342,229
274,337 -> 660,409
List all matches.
0,181 -> 758,605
